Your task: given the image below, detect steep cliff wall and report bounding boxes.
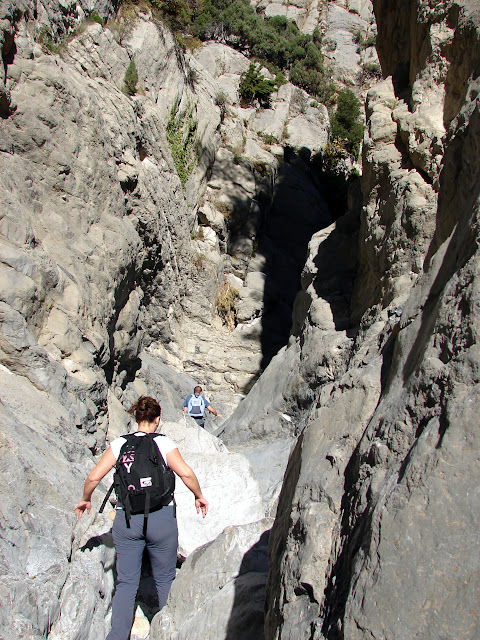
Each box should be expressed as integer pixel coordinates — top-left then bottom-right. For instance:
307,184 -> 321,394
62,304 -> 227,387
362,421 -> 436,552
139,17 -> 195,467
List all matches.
0,4 -> 213,637
264,2 -> 480,638
1,2 -> 212,425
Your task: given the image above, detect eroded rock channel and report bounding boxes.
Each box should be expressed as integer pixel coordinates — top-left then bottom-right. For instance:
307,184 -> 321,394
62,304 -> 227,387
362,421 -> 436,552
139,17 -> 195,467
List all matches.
0,1 -> 479,639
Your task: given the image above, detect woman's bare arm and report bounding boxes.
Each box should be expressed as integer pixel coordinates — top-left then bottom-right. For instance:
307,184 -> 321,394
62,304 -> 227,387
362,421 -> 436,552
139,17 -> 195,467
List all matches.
167,448 -> 209,517
74,447 -> 116,517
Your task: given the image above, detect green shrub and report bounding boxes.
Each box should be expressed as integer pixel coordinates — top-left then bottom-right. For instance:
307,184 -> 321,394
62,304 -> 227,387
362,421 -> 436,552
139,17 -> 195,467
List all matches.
259,132 -> 278,145
215,91 -> 228,121
381,97 -> 400,110
330,89 -> 364,157
186,65 -> 199,87
239,63 -> 276,107
322,139 -> 350,174
274,71 -> 287,87
362,62 -> 382,79
290,63 -> 335,105
182,35 -> 203,51
88,11 -> 105,26
167,98 -> 198,189
36,26 -> 72,54
252,160 -> 270,176
37,25 -> 57,52
123,59 -> 138,95
193,252 -> 207,271
352,29 -> 376,50
150,0 -> 195,29
191,226 -> 205,240
190,0 -> 328,98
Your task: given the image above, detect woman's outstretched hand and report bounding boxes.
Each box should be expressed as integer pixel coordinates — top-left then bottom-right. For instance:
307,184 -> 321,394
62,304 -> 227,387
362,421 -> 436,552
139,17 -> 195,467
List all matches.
74,500 -> 91,518
195,497 -> 209,518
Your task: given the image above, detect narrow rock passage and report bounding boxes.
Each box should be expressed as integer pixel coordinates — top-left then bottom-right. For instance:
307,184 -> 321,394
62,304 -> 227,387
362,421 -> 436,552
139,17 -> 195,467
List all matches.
257,148 -> 333,369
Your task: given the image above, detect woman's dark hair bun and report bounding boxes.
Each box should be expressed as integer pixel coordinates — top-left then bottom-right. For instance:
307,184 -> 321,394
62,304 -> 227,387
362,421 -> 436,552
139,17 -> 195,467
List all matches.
127,396 -> 161,423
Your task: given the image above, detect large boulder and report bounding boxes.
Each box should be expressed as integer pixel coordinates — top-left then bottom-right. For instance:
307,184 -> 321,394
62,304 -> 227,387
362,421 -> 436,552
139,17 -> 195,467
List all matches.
193,42 -> 250,80
151,518 -> 273,640
151,418 -> 264,556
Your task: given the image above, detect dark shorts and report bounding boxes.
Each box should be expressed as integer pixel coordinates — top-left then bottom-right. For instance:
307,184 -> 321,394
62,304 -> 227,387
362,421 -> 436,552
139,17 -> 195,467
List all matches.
190,414 -> 205,428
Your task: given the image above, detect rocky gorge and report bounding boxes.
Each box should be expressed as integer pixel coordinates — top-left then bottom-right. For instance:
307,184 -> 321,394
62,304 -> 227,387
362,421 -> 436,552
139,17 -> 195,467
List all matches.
0,0 -> 479,639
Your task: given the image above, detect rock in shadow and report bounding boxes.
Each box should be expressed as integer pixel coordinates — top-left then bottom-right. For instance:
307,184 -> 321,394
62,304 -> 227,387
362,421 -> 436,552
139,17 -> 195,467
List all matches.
225,529 -> 271,640
292,203 -> 361,338
134,552 -> 186,623
134,550 -> 162,622
258,147 -> 333,369
80,529 -> 114,552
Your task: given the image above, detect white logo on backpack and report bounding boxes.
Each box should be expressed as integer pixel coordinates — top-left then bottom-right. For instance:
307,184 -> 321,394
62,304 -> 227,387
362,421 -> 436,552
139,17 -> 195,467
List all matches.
140,477 -> 153,488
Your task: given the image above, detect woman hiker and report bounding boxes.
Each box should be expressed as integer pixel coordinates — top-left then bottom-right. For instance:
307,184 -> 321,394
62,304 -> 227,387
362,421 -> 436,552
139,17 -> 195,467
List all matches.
74,395 -> 208,640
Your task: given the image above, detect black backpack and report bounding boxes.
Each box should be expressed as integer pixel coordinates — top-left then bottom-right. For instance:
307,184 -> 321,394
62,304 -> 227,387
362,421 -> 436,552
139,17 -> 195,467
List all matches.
100,433 -> 175,534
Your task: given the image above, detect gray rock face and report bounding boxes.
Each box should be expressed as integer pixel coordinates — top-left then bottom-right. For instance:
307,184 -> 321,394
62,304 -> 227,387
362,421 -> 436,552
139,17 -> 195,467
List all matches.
151,518 -> 273,640
0,4 -> 265,636
2,1 -> 479,639
264,2 -> 480,638
351,76 -> 438,324
1,14 -> 197,406
0,362 -> 114,640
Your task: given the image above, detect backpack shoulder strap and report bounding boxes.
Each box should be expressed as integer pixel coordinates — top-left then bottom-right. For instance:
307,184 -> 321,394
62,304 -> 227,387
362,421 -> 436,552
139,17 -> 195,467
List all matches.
99,436 -> 131,513
147,432 -> 159,463
99,482 -> 114,514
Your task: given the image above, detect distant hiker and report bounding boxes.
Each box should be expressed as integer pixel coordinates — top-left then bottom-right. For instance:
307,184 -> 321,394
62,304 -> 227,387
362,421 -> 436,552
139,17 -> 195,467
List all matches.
74,395 -> 208,640
183,385 -> 222,428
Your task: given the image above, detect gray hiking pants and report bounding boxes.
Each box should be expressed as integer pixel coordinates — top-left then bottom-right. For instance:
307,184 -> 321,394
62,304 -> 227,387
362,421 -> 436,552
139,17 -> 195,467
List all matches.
106,506 -> 177,640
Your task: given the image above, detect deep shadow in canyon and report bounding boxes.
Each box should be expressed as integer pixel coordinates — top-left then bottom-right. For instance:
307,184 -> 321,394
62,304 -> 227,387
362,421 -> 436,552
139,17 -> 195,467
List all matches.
255,146 -> 355,371
224,529 -> 271,640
